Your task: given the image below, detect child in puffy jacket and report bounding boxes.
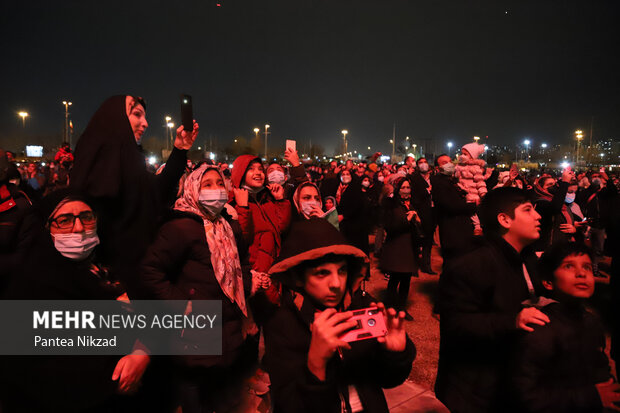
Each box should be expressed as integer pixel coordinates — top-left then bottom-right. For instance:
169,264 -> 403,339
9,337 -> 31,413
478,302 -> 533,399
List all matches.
455,143 -> 492,233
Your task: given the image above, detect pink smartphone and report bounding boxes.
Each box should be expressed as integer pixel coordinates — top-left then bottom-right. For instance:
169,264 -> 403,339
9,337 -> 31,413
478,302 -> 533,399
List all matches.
339,307 -> 387,343
286,139 -> 296,152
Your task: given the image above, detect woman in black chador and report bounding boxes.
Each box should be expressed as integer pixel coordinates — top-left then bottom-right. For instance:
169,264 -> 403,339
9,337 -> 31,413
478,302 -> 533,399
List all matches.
70,95 -> 199,298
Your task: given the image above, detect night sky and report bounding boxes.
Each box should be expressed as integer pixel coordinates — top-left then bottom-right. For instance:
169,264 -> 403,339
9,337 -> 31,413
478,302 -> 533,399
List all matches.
1,0 -> 619,155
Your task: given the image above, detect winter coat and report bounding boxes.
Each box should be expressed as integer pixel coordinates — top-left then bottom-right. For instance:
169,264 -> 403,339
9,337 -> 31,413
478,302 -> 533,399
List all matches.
0,183 -> 35,293
263,288 -> 416,413
139,210 -> 253,368
436,237 -> 542,413
338,182 -> 369,253
409,172 -> 436,237
380,197 -> 420,274
532,181 -> 569,251
454,157 -> 492,203
512,301 -> 609,413
430,173 -> 477,257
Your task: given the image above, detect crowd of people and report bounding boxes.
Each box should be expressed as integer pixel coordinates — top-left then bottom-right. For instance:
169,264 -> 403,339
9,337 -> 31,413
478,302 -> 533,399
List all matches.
1,94 -> 619,413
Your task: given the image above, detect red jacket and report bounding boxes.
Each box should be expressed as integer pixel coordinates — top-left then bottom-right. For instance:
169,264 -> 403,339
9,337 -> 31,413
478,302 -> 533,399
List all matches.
231,155 -> 292,304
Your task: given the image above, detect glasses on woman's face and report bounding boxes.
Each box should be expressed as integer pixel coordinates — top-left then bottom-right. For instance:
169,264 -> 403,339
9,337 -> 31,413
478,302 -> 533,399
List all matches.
50,211 -> 97,229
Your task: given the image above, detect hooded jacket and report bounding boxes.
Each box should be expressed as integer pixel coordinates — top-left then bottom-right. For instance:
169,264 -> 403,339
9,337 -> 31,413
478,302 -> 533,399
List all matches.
230,155 -> 291,274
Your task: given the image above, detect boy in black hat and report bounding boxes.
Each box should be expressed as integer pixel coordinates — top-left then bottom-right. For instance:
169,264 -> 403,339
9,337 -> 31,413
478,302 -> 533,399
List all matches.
263,219 -> 415,413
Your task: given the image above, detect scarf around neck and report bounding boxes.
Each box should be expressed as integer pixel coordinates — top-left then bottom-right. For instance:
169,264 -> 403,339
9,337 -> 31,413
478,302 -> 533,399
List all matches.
174,164 -> 247,316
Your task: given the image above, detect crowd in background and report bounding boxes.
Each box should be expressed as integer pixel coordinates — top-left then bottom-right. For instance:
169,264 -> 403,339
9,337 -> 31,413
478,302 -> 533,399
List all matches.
1,94 -> 620,413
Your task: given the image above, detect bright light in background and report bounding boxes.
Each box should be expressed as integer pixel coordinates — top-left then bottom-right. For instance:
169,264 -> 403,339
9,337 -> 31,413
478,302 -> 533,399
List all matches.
41,162 -> 46,167
541,143 -> 547,148
379,155 -> 391,163
447,142 -> 453,148
209,153 -> 215,160
561,161 -> 570,169
167,122 -> 174,128
523,139 -> 530,146
484,145 -> 489,151
228,164 -> 233,169
148,156 -> 157,165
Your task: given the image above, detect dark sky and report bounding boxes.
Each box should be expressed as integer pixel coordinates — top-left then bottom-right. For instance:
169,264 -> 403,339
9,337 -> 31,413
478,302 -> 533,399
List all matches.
1,0 -> 619,155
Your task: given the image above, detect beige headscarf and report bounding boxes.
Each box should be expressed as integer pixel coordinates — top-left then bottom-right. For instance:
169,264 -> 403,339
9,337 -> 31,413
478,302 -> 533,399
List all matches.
174,164 -> 247,316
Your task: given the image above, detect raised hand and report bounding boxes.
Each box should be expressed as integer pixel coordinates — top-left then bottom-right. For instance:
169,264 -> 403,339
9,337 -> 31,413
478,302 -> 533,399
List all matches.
174,120 -> 200,150
233,188 -> 249,207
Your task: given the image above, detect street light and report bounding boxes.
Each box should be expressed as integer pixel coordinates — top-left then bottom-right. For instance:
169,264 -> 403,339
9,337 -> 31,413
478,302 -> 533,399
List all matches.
341,130 -> 348,160
473,136 -> 480,142
523,139 -> 530,161
18,111 -> 28,128
575,130 -> 584,164
412,143 -> 417,157
167,122 -> 174,149
164,116 -> 172,150
62,101 -> 72,145
264,124 -> 270,159
447,141 -> 453,157
253,128 -> 259,140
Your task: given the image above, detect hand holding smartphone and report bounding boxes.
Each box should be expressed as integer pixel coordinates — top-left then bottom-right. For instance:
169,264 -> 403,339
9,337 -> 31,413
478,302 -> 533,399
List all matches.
180,94 -> 193,132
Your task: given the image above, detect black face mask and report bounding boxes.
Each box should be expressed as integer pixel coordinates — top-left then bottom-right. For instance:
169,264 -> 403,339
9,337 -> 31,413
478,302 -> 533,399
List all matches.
548,185 -> 558,195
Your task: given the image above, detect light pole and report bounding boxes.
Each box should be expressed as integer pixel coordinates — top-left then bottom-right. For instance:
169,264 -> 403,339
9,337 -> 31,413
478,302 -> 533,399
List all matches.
473,136 -> 480,143
264,124 -> 270,159
575,130 -> 583,165
447,141 -> 453,157
253,128 -> 259,140
165,116 -> 172,150
412,143 -> 417,158
390,139 -> 395,159
524,139 -> 530,161
167,121 -> 175,149
62,101 -> 72,145
341,130 -> 348,159
18,111 -> 28,128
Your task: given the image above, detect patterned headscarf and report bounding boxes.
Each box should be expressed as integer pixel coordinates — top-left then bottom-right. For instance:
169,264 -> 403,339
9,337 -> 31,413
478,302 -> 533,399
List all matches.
174,164 -> 247,316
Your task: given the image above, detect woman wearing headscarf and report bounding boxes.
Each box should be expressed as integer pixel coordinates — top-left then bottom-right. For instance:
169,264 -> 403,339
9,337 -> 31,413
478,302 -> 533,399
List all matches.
379,177 -> 422,321
292,181 -> 323,221
139,164 -> 269,412
70,95 -> 199,299
336,169 -> 369,254
2,189 -> 150,413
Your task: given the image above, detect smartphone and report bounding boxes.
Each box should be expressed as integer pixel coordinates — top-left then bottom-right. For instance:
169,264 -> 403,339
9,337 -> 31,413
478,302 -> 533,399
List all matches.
286,139 -> 296,152
180,94 -> 193,132
339,307 -> 387,343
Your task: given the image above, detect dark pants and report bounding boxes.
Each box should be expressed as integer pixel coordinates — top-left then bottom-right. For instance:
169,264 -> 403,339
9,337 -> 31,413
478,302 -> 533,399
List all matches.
387,272 -> 413,311
420,236 -> 433,271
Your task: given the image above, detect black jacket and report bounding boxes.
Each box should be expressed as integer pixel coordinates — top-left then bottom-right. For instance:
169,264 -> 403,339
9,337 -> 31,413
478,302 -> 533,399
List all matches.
263,289 -> 416,413
532,182 -> 569,251
430,173 -> 476,256
410,172 -> 435,236
436,237 -> 542,413
139,210 -> 253,368
379,197 -> 420,274
512,301 -> 609,413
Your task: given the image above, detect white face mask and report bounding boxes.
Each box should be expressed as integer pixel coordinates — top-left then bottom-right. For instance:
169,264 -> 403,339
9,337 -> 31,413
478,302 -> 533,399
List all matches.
199,189 -> 228,216
565,193 -> 576,204
267,170 -> 286,185
300,200 -> 321,218
341,175 -> 352,184
53,230 -> 100,261
362,181 -> 370,188
378,176 -> 385,182
440,162 -> 456,176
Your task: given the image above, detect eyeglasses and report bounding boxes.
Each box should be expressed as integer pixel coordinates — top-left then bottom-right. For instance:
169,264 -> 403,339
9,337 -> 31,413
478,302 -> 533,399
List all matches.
49,211 -> 97,229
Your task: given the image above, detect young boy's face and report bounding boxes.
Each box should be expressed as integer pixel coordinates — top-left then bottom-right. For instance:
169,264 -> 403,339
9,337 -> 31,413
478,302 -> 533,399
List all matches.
302,260 -> 348,308
544,253 -> 595,299
502,202 -> 541,243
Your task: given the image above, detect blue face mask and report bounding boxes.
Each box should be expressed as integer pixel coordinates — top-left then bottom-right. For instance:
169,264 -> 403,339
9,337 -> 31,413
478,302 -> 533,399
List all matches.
565,193 -> 576,204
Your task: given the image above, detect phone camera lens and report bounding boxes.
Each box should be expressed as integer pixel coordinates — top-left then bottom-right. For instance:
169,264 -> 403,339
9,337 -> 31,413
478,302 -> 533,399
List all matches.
367,318 -> 376,327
